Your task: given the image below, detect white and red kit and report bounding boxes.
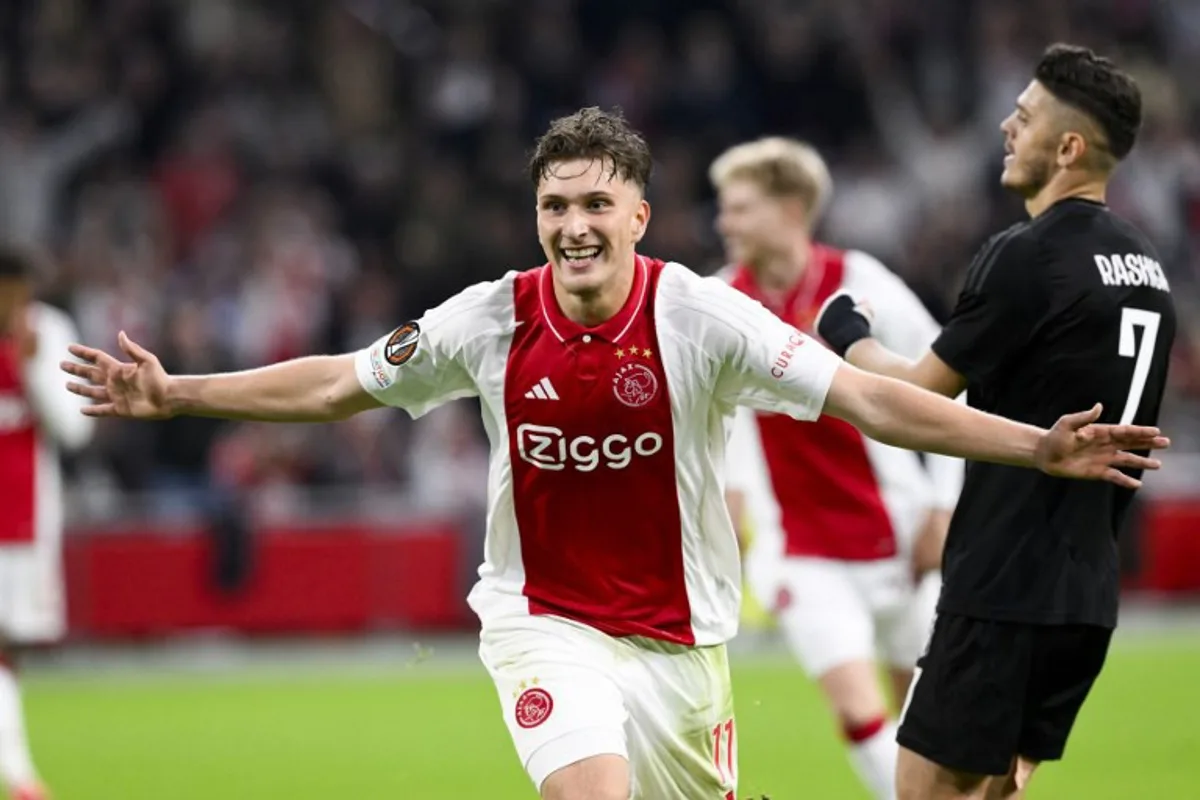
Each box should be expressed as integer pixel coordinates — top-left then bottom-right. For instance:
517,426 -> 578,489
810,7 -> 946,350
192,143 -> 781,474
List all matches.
724,244 -> 963,676
356,257 -> 842,797
0,303 -> 94,643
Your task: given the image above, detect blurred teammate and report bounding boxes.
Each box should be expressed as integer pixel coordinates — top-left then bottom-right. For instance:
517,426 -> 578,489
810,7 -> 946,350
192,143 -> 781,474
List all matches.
711,138 -> 961,800
63,108 -> 1167,800
0,248 -> 94,800
817,45 -> 1177,799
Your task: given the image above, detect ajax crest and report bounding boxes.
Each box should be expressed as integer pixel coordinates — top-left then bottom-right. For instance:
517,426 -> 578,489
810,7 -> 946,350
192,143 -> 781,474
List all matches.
514,687 -> 554,729
613,362 -> 658,408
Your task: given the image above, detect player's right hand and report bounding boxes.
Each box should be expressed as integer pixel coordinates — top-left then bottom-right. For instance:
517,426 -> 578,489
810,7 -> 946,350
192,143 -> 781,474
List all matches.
61,331 -> 174,419
1036,403 -> 1169,489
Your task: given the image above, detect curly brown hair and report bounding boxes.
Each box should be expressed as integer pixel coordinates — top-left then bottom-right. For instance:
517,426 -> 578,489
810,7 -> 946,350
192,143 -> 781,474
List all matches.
528,107 -> 653,191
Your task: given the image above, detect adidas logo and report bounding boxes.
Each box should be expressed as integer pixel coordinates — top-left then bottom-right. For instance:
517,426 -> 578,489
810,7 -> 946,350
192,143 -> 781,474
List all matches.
524,377 -> 560,400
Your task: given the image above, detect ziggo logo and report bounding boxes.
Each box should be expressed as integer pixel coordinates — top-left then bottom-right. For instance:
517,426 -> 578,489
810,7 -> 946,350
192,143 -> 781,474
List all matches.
516,424 -> 664,472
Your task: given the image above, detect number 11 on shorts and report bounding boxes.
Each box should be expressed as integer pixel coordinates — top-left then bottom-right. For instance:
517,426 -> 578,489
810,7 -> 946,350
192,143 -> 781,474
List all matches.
712,717 -> 736,790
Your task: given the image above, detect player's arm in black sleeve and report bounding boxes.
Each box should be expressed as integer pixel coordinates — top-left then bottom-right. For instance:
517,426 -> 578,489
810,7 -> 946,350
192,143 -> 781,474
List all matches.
819,228 -> 1044,397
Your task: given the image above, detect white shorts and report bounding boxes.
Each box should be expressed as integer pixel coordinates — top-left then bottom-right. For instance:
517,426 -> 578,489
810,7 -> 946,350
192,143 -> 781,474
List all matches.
0,543 -> 65,644
747,556 -> 939,677
479,615 -> 737,798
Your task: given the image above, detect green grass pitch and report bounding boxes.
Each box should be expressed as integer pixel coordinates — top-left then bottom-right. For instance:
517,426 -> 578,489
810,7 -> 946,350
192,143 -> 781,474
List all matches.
23,638 -> 1200,798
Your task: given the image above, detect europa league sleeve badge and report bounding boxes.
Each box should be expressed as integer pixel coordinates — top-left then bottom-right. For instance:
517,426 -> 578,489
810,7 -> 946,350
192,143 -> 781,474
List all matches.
384,321 -> 421,366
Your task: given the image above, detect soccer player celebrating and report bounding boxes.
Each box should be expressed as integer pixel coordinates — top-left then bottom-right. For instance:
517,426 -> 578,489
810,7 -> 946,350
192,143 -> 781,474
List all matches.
817,45 -> 1177,800
0,248 -> 94,800
712,137 -> 960,800
64,107 -> 1167,800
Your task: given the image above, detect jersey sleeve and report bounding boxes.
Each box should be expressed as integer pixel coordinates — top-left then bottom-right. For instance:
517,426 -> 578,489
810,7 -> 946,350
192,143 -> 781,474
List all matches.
26,304 -> 95,451
354,280 -> 503,418
932,228 -> 1046,385
699,277 -> 842,421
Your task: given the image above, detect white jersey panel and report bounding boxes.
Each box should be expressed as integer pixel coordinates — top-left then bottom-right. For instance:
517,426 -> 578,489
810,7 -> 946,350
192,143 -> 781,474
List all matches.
655,263 -> 840,644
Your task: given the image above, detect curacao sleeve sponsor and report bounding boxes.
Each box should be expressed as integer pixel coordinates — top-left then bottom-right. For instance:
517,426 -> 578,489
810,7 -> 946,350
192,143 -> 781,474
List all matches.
726,304 -> 841,421
660,266 -> 841,423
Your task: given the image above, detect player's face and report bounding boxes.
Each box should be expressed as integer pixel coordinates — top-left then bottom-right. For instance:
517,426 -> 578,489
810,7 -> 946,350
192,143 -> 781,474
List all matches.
999,81 -> 1060,197
536,158 -> 650,301
715,179 -> 794,267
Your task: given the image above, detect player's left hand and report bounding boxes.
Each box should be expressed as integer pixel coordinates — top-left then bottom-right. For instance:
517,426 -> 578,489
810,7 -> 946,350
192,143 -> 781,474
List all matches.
1035,403 -> 1170,489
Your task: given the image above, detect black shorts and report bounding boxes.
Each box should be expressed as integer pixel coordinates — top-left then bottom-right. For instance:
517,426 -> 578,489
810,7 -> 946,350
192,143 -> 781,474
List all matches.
897,613 -> 1113,776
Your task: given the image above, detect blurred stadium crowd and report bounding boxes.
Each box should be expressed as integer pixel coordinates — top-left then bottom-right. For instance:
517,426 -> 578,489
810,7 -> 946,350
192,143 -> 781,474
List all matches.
2,0 -> 1198,520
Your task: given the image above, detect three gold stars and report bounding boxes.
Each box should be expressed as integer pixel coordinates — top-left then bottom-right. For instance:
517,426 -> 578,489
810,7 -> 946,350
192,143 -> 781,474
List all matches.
512,676 -> 541,698
615,346 -> 654,359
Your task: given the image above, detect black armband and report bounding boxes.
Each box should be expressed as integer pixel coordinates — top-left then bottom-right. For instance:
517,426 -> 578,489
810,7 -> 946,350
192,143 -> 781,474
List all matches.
815,293 -> 872,357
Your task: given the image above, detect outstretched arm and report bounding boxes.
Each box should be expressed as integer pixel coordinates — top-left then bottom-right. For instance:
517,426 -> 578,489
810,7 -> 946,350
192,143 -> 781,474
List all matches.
818,229 -> 1049,401
65,281 -> 496,423
63,331 -> 380,422
166,356 -> 379,422
822,363 -> 1167,489
845,339 -> 966,398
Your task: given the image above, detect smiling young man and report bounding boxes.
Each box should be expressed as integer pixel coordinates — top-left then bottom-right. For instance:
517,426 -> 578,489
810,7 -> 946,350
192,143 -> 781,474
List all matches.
817,45 -> 1178,799
61,107 -> 1168,800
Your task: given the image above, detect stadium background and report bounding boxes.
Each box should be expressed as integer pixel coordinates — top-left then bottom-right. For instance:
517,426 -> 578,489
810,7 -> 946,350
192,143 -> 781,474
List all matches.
2,0 -> 1199,797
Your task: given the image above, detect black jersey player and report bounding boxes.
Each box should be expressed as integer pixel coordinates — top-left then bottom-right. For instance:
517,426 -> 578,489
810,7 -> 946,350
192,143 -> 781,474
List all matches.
817,43 -> 1177,800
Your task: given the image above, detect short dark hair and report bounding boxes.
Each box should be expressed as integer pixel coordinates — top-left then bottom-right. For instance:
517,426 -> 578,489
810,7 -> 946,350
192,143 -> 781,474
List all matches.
0,247 -> 31,281
528,107 -> 653,191
1035,43 -> 1141,160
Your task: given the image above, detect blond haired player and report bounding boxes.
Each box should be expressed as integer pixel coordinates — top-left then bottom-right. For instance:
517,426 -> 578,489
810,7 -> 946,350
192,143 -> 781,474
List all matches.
711,138 -> 960,799
63,108 -> 1167,800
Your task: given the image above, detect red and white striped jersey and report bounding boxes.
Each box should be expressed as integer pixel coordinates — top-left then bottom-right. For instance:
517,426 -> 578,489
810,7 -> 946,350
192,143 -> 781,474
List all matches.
724,245 -> 963,561
0,304 -> 94,546
356,257 -> 843,646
